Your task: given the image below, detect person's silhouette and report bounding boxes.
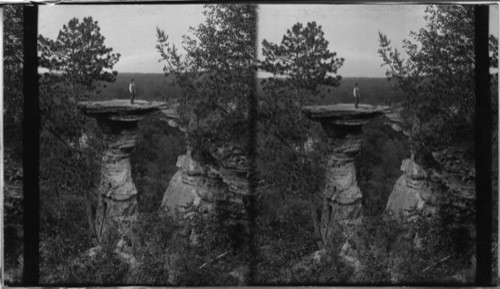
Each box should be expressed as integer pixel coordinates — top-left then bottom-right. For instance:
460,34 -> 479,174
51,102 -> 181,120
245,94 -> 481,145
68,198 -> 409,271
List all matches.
353,83 -> 360,108
129,79 -> 136,104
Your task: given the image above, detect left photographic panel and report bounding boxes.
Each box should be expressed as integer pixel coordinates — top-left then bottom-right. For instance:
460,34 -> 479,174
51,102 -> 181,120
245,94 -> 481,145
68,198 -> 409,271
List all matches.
18,3 -> 257,286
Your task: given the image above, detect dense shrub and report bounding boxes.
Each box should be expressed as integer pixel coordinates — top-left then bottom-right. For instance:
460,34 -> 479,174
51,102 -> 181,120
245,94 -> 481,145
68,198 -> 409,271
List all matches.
292,250 -> 354,285
254,199 -> 322,284
3,149 -> 24,284
351,216 -> 404,284
40,203 -> 178,285
130,212 -> 179,285
40,198 -> 95,284
4,5 -> 23,163
143,203 -> 256,286
63,228 -> 129,286
351,212 -> 475,285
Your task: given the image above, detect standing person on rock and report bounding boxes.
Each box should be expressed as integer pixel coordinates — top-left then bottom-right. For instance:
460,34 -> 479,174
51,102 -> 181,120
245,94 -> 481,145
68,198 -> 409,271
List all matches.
353,83 -> 360,108
129,78 -> 136,104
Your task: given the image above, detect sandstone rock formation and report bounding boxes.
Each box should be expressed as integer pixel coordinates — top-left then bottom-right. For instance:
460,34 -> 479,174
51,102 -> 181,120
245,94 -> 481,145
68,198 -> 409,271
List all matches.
386,148 -> 475,220
161,150 -> 226,221
383,106 -> 405,133
302,104 -> 389,246
385,158 -> 430,216
161,143 -> 250,231
210,144 -> 251,223
78,99 -> 169,259
160,102 -> 185,131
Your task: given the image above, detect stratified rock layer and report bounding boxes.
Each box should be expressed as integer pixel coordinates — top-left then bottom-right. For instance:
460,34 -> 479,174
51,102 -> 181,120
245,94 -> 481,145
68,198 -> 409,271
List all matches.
78,100 -> 169,249
385,158 -> 429,216
386,148 -> 475,221
303,104 -> 388,245
161,151 -> 226,222
95,128 -> 139,242
161,144 -> 250,227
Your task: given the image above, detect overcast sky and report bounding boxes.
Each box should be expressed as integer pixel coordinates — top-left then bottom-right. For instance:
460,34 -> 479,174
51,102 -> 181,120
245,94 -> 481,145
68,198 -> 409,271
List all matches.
39,4 -> 499,77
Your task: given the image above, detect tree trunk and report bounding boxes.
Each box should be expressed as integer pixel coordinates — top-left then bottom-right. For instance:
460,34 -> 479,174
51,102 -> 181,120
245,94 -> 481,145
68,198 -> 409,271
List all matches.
308,193 -> 322,244
83,189 -> 97,244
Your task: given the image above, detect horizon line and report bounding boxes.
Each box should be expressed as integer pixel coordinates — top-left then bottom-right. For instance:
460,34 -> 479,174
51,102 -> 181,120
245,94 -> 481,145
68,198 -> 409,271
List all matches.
113,71 -> 391,78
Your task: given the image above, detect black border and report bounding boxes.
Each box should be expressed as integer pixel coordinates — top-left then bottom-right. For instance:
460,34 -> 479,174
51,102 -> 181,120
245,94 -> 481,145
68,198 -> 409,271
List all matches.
474,4 -> 492,286
22,4 -> 40,285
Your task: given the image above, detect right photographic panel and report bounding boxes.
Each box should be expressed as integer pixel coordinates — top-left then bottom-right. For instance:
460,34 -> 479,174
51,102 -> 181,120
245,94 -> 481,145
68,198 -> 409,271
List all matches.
254,4 -> 498,285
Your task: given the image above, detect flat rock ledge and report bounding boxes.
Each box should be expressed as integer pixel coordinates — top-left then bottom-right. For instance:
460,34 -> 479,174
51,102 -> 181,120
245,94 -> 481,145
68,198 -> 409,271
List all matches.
78,99 -> 171,122
302,103 -> 390,125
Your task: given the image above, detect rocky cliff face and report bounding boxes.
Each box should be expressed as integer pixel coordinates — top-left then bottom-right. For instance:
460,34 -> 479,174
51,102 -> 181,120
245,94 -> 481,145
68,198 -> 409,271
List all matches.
210,144 -> 251,223
386,148 -> 475,221
385,158 -> 431,217
161,143 -> 250,238
381,106 -> 475,222
161,151 -> 226,221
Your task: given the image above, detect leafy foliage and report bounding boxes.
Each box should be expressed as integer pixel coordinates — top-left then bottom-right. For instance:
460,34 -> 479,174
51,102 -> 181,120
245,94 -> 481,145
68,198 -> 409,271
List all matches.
378,4 -> 497,283
147,205 -> 252,286
254,200 -> 328,284
156,4 -> 257,164
154,6 -> 258,284
38,15 -> 121,156
378,5 -> 497,165
260,21 -> 344,101
39,17 -> 120,93
129,212 -> 179,285
3,6 -> 24,284
38,17 -> 121,188
257,21 -> 345,242
4,5 -> 24,161
351,213 -> 475,285
40,198 -> 96,284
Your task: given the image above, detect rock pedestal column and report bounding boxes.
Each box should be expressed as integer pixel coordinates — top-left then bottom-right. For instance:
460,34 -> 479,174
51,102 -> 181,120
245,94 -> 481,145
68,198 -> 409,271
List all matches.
303,104 -> 387,246
94,122 -> 138,243
321,133 -> 363,245
78,100 -> 167,246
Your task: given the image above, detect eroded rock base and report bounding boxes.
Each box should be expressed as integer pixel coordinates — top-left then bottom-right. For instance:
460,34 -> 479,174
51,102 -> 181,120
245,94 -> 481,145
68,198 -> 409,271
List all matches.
95,128 -> 139,243
320,135 -> 363,245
